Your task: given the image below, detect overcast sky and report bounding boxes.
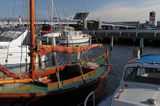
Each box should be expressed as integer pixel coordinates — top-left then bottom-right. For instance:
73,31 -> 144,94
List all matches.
0,0 -> 159,22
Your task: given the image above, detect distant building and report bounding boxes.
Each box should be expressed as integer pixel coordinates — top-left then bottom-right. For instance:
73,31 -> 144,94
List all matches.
149,11 -> 156,26
87,20 -> 99,30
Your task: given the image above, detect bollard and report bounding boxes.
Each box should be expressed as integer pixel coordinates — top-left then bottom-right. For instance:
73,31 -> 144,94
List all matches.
133,48 -> 141,59
140,38 -> 144,56
110,36 -> 114,51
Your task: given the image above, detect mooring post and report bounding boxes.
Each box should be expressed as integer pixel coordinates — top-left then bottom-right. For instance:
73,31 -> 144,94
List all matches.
83,20 -> 88,29
51,37 -> 56,66
98,19 -> 101,29
140,38 -> 144,56
110,36 -> 114,51
89,36 -> 92,45
133,48 -> 141,59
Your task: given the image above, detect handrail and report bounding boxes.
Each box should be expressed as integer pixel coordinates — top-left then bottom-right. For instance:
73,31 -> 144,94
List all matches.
84,91 -> 95,106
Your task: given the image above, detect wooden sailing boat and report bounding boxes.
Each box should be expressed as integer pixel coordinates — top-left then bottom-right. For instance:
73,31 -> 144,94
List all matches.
0,0 -> 111,105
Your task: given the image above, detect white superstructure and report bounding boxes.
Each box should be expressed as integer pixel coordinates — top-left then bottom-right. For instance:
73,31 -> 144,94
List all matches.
111,55 -> 160,106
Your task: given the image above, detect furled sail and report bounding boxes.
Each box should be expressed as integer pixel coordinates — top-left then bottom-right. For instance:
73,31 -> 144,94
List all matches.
37,44 -> 103,56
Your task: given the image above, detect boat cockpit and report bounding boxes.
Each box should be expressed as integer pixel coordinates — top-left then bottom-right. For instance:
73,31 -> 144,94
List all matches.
123,64 -> 160,85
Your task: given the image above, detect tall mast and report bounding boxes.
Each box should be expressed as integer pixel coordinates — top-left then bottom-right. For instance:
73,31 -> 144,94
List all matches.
30,0 -> 36,80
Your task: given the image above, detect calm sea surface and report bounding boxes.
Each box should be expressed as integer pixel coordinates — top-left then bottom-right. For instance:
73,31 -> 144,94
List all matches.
98,44 -> 160,106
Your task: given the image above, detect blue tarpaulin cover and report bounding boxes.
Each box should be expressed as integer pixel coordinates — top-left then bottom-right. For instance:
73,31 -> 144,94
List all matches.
134,54 -> 160,64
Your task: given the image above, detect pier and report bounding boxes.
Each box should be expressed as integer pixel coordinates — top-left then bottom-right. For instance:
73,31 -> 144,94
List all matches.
83,29 -> 160,39
0,18 -> 79,26
83,29 -> 160,50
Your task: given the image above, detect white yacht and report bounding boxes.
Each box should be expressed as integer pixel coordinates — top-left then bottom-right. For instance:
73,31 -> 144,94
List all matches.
111,54 -> 160,106
59,26 -> 90,45
38,32 -> 61,45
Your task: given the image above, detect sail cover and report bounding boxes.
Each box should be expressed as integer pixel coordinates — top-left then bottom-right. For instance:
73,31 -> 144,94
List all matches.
37,44 -> 102,56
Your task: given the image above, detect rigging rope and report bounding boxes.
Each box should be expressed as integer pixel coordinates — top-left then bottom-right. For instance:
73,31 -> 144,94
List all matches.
81,0 -> 88,13
0,65 -> 20,79
53,0 -> 63,31
5,0 -> 17,66
46,0 -> 51,20
59,0 -> 67,20
25,0 -> 29,74
11,0 -> 16,25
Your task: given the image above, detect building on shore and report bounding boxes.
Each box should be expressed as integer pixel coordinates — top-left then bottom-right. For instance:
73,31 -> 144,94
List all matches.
149,11 -> 156,27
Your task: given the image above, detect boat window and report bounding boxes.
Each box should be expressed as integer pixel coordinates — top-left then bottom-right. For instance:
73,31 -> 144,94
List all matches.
40,37 -> 53,45
124,67 -> 160,84
0,46 -> 8,49
64,27 -> 74,32
41,24 -> 52,31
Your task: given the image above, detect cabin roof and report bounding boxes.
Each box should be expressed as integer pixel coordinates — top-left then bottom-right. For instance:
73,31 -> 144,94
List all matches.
134,54 -> 160,64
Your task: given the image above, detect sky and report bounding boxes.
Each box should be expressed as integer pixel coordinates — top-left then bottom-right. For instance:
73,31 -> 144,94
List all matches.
0,0 -> 159,23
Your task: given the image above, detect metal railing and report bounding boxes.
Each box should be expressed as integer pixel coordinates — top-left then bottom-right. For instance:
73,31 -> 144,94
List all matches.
84,91 -> 95,106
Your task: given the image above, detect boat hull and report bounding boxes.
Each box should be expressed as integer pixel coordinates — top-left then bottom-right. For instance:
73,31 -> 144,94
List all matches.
59,36 -> 90,44
0,79 -> 106,106
33,80 -> 100,106
0,51 -> 110,106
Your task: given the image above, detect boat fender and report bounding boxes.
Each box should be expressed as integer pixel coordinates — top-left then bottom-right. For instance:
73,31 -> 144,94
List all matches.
86,62 -> 99,69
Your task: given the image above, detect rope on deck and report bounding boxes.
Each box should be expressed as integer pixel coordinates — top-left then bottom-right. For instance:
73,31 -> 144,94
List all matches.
0,65 -> 20,79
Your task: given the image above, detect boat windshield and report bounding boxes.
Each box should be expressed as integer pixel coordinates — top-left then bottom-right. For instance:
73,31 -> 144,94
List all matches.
41,24 -> 52,31
0,31 -> 21,42
124,67 -> 160,85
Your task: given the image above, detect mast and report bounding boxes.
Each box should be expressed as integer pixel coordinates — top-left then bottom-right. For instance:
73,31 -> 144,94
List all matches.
30,0 -> 36,80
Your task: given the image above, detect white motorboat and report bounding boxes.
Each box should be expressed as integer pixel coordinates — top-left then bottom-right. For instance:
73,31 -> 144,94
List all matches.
111,54 -> 160,106
38,32 -> 61,45
59,26 -> 91,45
0,30 -> 29,68
0,30 -> 45,68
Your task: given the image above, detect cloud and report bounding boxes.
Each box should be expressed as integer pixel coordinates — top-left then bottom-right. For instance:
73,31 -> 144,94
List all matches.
89,0 -> 160,23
